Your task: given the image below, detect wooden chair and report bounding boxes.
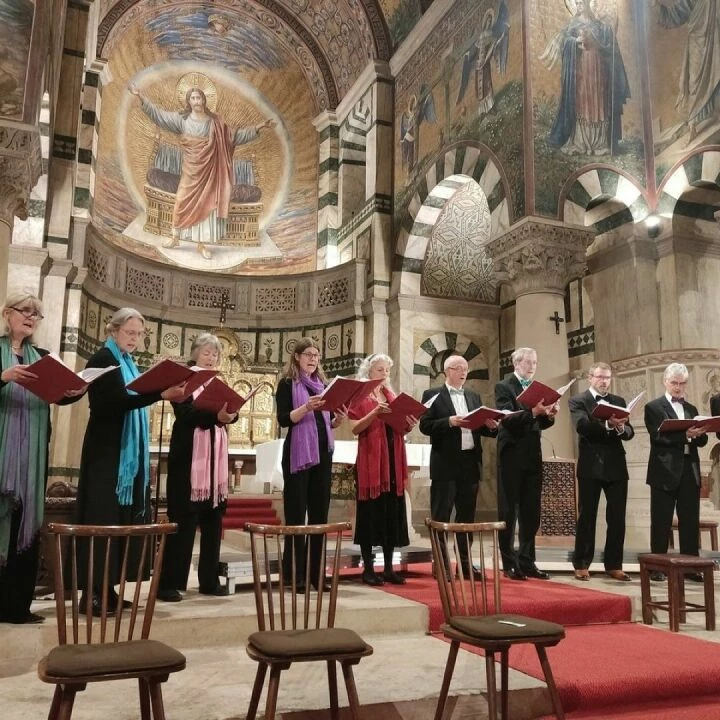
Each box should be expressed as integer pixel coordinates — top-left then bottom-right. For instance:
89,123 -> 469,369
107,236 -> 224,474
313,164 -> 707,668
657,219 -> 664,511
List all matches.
426,519 -> 566,720
244,522 -> 373,720
668,517 -> 719,551
38,523 -> 186,720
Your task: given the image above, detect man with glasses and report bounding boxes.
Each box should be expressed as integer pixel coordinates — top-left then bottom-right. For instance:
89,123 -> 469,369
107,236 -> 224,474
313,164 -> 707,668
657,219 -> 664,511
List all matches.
495,347 -> 556,581
419,354 -> 498,578
644,363 -> 708,582
569,362 -> 634,582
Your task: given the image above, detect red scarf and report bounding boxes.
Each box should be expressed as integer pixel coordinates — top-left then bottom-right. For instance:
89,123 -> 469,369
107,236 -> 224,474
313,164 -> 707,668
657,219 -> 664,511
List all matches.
350,391 -> 408,501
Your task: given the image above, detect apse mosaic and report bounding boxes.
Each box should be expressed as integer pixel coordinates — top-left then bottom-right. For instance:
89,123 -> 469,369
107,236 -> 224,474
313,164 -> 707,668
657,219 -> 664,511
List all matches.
92,3 -> 321,275
0,0 -> 33,121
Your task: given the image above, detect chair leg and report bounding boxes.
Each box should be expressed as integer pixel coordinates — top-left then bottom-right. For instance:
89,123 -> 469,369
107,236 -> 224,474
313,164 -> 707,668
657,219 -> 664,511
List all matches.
640,566 -> 653,625
327,660 -> 339,720
138,678 -> 152,720
56,684 -> 80,720
148,680 -> 167,720
264,665 -> 282,720
705,574 -> 716,631
536,645 -> 565,720
246,663 -> 268,720
435,640 -> 460,720
500,648 -> 509,720
48,686 -> 62,720
485,652 -> 498,720
341,660 -> 362,720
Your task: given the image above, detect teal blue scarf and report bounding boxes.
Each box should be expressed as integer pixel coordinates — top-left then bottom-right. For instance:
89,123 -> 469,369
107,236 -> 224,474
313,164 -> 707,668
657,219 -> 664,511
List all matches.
105,337 -> 149,507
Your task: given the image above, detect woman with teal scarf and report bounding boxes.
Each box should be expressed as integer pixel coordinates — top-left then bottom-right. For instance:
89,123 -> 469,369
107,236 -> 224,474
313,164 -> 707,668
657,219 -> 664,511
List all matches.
75,308 -> 186,613
0,292 -> 84,624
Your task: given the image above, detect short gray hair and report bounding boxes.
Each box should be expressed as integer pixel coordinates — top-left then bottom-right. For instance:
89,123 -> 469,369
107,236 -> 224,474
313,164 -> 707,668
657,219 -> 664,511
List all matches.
663,362 -> 688,381
512,347 -> 536,366
191,333 -> 222,360
357,353 -> 393,379
105,307 -> 145,335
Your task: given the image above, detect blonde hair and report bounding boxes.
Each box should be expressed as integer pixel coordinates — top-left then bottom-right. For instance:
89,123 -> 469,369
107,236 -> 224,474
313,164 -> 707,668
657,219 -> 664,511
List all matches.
282,337 -> 327,383
105,307 -> 145,336
1,291 -> 43,339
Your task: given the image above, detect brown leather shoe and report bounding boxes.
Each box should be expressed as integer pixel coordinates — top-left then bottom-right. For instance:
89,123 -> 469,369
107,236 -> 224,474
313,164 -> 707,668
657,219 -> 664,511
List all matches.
574,569 -> 590,581
606,569 -> 632,582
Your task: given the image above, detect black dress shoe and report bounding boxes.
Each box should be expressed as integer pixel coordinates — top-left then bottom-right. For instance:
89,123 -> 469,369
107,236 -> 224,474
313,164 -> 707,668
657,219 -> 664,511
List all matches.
361,569 -> 384,586
157,589 -> 183,602
311,578 -> 332,592
685,572 -> 705,582
650,571 -> 666,582
457,566 -> 485,581
503,567 -> 528,581
383,569 -> 406,585
199,585 -> 228,596
524,566 -> 551,580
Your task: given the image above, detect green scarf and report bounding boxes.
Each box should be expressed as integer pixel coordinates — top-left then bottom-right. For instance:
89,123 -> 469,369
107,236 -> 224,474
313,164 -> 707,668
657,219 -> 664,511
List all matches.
0,337 -> 48,564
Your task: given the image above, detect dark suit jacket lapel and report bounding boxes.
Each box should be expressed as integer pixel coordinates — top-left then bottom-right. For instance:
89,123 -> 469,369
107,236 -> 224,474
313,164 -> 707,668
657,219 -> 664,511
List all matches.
464,389 -> 479,411
438,385 -> 454,415
661,396 -> 680,419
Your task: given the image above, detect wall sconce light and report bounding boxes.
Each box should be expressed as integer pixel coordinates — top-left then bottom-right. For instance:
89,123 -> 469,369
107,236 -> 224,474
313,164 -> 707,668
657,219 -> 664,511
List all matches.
645,214 -> 660,239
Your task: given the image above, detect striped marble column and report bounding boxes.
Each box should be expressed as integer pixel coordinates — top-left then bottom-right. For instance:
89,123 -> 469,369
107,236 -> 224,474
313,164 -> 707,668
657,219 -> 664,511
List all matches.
313,111 -> 339,270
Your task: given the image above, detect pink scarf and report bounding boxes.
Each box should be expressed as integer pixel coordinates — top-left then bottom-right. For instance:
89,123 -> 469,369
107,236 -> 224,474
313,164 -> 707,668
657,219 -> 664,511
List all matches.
190,373 -> 228,507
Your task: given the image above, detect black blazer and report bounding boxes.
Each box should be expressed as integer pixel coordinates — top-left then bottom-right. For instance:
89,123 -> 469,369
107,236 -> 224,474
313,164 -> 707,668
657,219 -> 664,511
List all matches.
644,395 -> 707,490
419,384 -> 497,483
711,393 -> 720,440
568,389 -> 633,482
494,374 -> 554,466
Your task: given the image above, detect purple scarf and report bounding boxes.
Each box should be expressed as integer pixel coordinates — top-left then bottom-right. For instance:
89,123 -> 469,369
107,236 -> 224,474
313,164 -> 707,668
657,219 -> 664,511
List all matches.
290,373 -> 334,474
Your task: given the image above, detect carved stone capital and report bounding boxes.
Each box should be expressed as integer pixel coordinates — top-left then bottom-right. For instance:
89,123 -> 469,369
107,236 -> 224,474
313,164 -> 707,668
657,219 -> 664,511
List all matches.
0,126 -> 42,228
486,217 -> 594,297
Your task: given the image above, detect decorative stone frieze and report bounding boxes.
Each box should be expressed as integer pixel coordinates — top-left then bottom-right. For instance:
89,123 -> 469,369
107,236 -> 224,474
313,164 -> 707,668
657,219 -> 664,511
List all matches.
0,127 -> 42,227
613,348 -> 720,374
487,217 -> 594,297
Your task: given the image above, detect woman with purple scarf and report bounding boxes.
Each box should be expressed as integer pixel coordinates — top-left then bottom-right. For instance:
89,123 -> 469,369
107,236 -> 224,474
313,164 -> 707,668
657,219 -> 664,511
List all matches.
275,337 -> 345,591
0,292 -> 84,624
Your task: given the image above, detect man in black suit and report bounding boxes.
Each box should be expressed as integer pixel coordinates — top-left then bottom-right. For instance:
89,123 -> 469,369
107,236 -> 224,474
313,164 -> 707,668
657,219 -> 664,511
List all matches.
569,362 -> 634,582
419,355 -> 498,575
495,347 -> 557,580
645,362 -> 708,582
710,392 -> 720,438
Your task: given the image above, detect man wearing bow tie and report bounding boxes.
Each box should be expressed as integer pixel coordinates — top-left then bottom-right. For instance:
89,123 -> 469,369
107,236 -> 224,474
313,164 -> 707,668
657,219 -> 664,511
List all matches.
495,347 -> 557,580
569,362 -> 634,582
645,363 -> 708,580
420,355 -> 498,577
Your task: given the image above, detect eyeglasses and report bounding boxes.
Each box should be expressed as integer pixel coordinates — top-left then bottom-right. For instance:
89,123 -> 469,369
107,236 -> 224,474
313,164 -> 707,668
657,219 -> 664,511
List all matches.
591,374 -> 612,380
10,306 -> 43,320
446,365 -> 467,372
300,351 -> 321,360
119,328 -> 145,339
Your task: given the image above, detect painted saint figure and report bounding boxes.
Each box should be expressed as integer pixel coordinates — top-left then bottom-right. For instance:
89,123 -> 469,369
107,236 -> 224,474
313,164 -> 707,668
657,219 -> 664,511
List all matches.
129,83 -> 274,259
657,0 -> 720,143
399,85 -> 437,176
541,0 -> 630,156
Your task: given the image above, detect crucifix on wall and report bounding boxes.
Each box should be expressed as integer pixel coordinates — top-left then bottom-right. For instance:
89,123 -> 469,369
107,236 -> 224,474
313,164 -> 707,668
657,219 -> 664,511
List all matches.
548,310 -> 565,335
212,291 -> 235,328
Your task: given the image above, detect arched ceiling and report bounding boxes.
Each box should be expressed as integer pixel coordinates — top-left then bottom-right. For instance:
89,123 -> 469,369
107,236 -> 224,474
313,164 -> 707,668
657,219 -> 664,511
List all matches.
96,0 -> 392,111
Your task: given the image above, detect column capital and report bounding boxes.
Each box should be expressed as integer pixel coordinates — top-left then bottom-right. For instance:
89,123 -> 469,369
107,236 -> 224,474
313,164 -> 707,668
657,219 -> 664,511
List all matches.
487,217 -> 594,297
0,127 -> 42,228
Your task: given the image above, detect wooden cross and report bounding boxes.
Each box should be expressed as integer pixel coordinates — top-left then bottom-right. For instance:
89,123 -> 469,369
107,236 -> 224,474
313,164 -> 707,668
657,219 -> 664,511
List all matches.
548,311 -> 565,335
212,291 -> 235,328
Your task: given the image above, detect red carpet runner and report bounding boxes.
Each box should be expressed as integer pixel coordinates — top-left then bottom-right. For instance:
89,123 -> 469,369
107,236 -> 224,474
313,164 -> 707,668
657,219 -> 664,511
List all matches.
221,497 -> 280,533
371,565 -> 720,718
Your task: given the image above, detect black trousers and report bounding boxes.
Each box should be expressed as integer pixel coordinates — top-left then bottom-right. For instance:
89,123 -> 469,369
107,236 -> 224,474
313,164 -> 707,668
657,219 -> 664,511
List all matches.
430,474 -> 479,569
650,458 -> 700,555
281,450 -> 332,584
497,457 -> 542,572
160,504 -> 224,593
0,503 -> 39,623
573,475 -> 627,570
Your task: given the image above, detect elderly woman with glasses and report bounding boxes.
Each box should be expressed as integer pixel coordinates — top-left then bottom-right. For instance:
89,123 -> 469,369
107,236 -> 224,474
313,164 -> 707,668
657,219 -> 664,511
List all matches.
157,333 -> 237,602
275,337 -> 345,591
0,292 -> 84,624
75,308 -> 186,615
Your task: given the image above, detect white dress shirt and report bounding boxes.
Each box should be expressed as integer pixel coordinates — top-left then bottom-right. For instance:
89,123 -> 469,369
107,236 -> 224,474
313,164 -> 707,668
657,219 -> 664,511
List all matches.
446,383 -> 474,451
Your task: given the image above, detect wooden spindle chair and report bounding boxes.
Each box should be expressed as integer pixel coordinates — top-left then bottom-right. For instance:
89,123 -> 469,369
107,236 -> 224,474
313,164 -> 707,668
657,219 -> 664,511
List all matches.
37,523 -> 186,720
244,522 -> 373,720
426,519 -> 566,720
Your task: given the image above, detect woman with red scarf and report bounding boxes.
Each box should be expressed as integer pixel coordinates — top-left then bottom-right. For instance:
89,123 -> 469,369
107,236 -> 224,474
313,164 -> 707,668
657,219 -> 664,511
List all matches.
275,338 -> 345,591
350,354 -> 417,586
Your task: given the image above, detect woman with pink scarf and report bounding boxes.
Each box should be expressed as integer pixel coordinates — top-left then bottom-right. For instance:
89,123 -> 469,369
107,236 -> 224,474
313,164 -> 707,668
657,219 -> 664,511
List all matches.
276,337 -> 345,591
157,334 -> 236,601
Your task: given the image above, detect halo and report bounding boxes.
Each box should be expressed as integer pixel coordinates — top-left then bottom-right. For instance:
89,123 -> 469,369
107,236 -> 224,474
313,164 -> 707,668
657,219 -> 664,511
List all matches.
176,72 -> 218,112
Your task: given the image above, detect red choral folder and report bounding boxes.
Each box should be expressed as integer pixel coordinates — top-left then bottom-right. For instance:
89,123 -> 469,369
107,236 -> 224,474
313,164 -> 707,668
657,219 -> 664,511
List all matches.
461,406 -> 523,431
16,352 -> 117,404
591,392 -> 645,422
192,378 -> 258,415
176,368 -> 219,401
319,377 -> 383,412
659,416 -> 720,433
516,378 -> 575,408
126,358 -> 200,395
380,392 -> 429,434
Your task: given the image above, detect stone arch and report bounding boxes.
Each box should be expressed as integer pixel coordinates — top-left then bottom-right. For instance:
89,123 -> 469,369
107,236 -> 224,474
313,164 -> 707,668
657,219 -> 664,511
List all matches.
413,332 -> 490,382
559,166 -> 649,234
392,144 -> 510,297
657,147 -> 720,220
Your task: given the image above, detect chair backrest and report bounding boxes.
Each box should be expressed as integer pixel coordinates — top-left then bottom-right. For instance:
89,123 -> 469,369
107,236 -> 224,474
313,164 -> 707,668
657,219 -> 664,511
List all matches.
425,518 -> 506,621
245,522 -> 349,631
45,522 -> 176,646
